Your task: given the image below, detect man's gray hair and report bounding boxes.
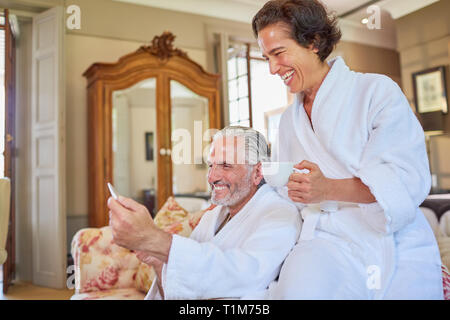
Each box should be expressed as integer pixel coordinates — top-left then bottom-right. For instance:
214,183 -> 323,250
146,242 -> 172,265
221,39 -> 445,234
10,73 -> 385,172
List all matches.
212,126 -> 270,165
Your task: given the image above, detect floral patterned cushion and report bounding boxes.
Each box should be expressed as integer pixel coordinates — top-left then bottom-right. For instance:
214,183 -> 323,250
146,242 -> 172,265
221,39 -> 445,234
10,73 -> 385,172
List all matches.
71,227 -> 141,294
134,262 -> 156,293
443,265 -> 450,300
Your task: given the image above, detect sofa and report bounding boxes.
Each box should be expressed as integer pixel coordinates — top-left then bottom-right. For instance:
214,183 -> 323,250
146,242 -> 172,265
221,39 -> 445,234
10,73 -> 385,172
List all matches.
71,197 -> 450,300
70,197 -> 209,300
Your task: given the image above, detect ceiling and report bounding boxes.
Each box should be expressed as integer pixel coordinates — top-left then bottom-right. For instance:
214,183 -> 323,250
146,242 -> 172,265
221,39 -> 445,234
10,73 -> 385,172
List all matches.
3,0 -> 439,50
112,0 -> 439,24
223,0 -> 373,16
112,0 -> 440,49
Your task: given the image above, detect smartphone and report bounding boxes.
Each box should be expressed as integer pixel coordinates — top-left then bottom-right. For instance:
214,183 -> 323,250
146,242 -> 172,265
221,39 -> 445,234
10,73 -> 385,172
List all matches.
107,182 -> 119,200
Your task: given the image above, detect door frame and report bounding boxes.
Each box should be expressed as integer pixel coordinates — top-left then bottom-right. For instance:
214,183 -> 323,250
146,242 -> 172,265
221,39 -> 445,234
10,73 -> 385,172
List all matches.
2,8 -> 17,294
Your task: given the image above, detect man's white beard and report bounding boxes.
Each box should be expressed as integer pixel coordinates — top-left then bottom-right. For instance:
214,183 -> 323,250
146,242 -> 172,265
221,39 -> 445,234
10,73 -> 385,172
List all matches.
211,170 -> 252,207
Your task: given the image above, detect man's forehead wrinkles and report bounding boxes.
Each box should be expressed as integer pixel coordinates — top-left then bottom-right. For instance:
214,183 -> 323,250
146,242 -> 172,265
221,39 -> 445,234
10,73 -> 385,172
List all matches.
210,136 -> 247,165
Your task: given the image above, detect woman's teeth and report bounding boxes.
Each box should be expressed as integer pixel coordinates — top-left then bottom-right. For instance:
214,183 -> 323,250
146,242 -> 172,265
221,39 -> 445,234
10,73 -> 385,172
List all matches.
281,70 -> 294,84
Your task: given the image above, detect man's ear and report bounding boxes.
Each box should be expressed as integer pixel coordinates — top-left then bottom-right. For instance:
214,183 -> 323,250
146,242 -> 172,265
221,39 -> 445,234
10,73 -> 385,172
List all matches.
253,162 -> 264,186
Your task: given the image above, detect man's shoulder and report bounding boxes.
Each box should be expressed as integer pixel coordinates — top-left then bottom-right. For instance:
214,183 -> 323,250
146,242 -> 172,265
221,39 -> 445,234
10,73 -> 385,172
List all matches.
259,186 -> 299,215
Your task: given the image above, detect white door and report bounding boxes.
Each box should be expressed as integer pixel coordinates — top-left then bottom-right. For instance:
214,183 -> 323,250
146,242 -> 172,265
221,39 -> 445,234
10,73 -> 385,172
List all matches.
31,6 -> 66,289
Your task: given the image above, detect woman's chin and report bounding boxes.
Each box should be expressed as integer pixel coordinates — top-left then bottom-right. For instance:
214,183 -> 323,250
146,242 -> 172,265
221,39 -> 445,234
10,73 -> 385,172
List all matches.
288,85 -> 302,94
285,78 -> 302,93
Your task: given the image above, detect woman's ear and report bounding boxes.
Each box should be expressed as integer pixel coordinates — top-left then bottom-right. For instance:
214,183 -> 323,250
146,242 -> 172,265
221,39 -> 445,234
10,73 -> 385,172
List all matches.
307,44 -> 319,54
308,35 -> 320,53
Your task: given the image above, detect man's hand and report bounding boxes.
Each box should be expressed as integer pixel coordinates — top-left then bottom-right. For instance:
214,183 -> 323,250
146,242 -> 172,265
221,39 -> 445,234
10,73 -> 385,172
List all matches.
136,251 -> 162,268
107,196 -> 172,262
287,160 -> 330,204
136,251 -> 165,299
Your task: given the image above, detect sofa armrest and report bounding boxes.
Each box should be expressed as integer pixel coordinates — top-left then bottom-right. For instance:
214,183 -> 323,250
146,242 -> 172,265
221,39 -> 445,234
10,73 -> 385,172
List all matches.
71,226 -> 141,293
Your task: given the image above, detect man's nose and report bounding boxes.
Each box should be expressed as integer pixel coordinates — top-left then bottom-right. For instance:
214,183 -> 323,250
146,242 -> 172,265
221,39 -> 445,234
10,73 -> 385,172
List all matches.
207,165 -> 221,183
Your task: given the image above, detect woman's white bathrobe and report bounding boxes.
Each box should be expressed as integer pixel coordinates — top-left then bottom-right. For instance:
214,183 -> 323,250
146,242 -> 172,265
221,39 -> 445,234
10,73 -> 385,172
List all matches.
145,184 -> 301,300
256,57 -> 443,299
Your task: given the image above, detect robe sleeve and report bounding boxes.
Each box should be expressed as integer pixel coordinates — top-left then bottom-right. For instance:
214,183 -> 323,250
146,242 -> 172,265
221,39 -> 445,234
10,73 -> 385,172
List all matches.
355,77 -> 431,235
160,206 -> 301,300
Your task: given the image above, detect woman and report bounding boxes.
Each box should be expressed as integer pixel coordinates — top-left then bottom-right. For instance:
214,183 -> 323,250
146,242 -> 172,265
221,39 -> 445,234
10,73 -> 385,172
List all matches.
249,0 -> 443,299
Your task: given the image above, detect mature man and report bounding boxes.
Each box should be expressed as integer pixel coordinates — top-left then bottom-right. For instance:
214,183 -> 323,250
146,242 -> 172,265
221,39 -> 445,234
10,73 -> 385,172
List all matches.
108,126 -> 301,300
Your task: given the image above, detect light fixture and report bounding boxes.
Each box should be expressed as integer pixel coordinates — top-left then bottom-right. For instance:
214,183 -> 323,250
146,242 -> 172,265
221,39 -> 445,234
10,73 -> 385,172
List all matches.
361,18 -> 369,24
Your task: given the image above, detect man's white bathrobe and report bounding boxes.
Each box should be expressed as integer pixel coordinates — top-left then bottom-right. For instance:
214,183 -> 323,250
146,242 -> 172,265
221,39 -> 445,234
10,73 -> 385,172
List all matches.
251,57 -> 443,299
145,184 -> 301,300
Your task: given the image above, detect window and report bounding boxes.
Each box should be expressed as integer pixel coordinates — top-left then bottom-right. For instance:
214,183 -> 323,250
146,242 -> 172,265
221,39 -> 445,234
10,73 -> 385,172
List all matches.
227,43 -> 251,127
226,42 -> 289,145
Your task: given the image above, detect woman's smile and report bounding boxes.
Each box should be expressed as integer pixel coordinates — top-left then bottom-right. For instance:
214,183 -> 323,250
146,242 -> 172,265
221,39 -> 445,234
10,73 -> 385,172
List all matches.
281,69 -> 295,85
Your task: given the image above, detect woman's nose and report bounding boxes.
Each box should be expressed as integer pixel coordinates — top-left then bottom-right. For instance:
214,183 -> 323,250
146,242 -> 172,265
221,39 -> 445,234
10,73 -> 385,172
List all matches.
268,58 -> 280,75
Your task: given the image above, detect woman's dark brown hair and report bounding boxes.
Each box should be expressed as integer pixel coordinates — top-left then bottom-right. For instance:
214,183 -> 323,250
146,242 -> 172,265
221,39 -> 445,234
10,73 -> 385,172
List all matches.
252,0 -> 341,62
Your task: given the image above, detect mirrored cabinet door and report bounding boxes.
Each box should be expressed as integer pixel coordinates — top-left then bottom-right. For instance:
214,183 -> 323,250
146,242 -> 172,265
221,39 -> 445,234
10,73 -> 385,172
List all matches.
112,78 -> 158,215
170,80 -> 210,198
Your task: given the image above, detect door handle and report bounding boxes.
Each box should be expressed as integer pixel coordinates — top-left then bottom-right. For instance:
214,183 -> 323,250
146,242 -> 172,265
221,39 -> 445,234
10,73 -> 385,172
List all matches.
6,134 -> 13,143
160,148 -> 172,156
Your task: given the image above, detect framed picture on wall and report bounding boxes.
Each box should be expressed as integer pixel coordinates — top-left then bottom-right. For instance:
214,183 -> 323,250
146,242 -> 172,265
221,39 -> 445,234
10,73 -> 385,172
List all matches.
145,132 -> 154,161
412,66 -> 448,114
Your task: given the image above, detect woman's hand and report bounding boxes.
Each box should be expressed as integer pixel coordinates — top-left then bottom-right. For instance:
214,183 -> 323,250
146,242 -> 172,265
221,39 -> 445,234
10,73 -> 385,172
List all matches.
287,160 -> 330,204
287,160 -> 376,204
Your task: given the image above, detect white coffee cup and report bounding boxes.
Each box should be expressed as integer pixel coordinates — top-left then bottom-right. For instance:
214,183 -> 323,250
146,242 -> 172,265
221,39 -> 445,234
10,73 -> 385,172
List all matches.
261,162 -> 309,188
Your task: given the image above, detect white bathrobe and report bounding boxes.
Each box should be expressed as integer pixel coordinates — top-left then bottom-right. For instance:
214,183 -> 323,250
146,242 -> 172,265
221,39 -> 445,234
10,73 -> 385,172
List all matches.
249,57 -> 443,300
145,184 -> 301,300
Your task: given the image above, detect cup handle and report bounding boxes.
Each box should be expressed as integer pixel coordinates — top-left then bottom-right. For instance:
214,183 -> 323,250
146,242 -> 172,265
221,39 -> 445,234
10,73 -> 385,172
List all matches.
293,168 -> 310,174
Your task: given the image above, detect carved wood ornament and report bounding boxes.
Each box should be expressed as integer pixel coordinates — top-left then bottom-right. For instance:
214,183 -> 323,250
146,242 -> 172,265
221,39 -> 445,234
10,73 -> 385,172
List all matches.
84,32 -> 222,227
137,31 -> 188,61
